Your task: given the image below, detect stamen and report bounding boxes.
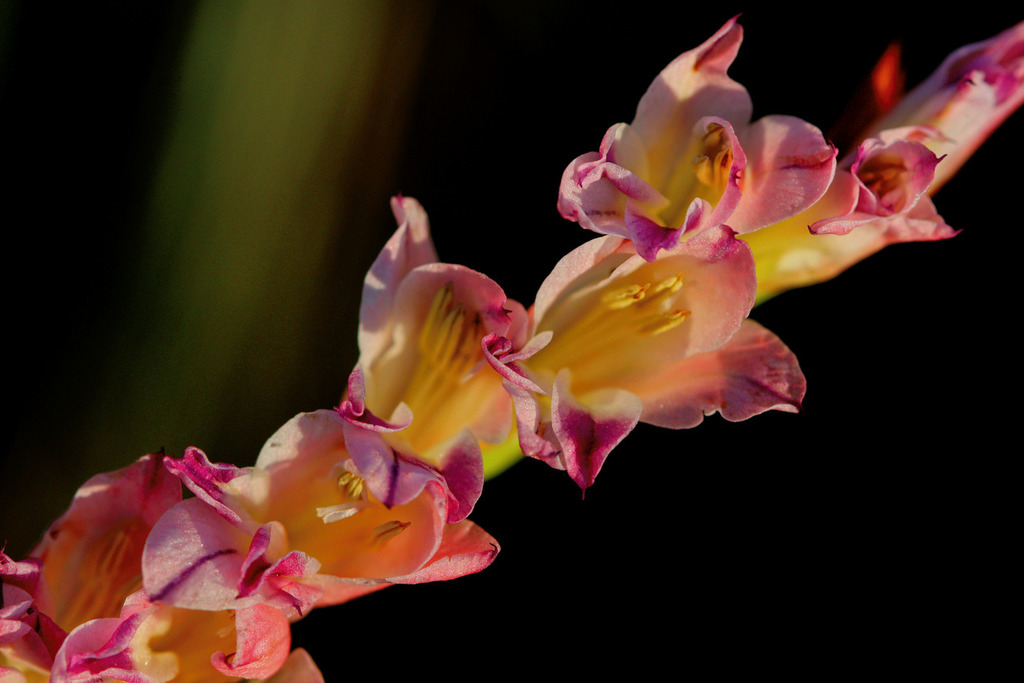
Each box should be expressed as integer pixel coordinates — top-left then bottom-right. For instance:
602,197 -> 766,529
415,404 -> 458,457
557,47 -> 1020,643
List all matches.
692,123 -> 733,190
338,471 -> 364,500
216,617 -> 236,639
601,283 -> 649,309
641,309 -> 691,336
415,282 -> 480,372
372,520 -> 410,545
316,502 -> 368,523
858,161 -> 905,193
645,273 -> 684,300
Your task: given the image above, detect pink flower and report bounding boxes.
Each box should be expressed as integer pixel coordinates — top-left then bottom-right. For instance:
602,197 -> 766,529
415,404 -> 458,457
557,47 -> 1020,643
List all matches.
2,455 -> 289,682
143,410 -> 500,615
865,20 -> 1024,191
557,17 -> 836,261
49,591 -> 292,682
484,227 -> 805,491
338,196 -> 528,520
744,21 -> 1024,302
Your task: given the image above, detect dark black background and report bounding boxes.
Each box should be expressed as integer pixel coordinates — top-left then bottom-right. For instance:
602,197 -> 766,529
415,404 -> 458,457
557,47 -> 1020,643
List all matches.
2,2 -> 1018,677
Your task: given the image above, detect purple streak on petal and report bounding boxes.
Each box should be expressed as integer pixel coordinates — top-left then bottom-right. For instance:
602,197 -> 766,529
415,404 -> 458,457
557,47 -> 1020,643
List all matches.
148,548 -> 237,603
385,453 -> 401,508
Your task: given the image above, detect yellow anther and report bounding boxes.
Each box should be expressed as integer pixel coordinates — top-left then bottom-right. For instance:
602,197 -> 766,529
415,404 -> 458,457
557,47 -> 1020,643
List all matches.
693,155 -> 715,186
643,309 -> 691,336
649,273 -> 684,298
693,123 -> 733,190
703,122 -> 725,144
601,283 -> 649,309
372,520 -> 411,545
317,501 -> 366,523
337,471 -> 365,500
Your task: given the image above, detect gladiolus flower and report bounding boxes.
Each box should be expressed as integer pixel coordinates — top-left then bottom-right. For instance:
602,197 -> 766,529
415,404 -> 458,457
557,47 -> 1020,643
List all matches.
484,226 -> 805,491
557,17 -> 836,261
338,196 -> 527,519
743,21 -> 1023,302
143,410 -> 499,615
1,455 -> 291,682
864,20 -> 1024,191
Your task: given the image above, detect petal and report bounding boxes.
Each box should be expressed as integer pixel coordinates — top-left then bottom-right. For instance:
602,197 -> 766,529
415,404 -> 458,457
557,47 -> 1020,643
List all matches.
0,554 -> 48,614
435,430 -> 485,523
265,649 -> 324,683
358,195 -> 439,362
235,524 -> 323,618
557,125 -> 670,242
637,320 -> 806,429
0,583 -> 65,674
50,596 -> 163,683
550,369 -> 643,492
507,382 -> 561,466
255,409 -> 348,472
623,202 -> 685,261
0,668 -> 27,682
726,115 -> 837,233
532,235 -> 634,326
631,17 -> 753,187
337,366 -> 413,433
210,604 -> 291,680
340,423 -> 444,510
388,519 -> 500,584
306,477 -> 448,604
482,331 -> 551,396
162,447 -> 258,526
142,498 -> 249,611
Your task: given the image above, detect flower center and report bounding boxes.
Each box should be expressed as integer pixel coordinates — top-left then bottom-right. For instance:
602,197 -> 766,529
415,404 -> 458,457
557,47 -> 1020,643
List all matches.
659,122 -> 734,227
396,282 -> 499,454
691,123 -> 734,193
531,270 -> 691,393
857,153 -> 910,214
315,470 -> 370,523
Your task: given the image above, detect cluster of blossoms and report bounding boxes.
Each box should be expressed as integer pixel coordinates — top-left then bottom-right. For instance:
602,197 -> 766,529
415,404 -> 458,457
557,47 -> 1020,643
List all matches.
3,17 -> 1021,682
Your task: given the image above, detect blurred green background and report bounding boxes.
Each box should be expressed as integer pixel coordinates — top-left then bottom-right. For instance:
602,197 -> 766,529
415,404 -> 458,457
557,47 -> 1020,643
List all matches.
2,1 -> 1019,675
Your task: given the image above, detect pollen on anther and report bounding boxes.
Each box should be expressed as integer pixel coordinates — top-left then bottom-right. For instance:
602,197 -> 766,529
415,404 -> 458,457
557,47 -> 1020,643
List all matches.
337,471 -> 365,500
602,283 -> 649,309
650,273 -> 684,297
645,309 -> 691,335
